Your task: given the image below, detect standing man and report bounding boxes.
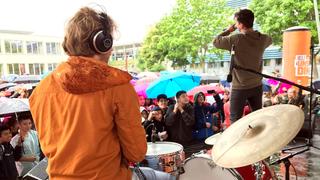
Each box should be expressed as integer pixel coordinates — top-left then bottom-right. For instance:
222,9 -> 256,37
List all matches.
213,9 -> 272,122
29,7 -> 147,180
165,91 -> 195,151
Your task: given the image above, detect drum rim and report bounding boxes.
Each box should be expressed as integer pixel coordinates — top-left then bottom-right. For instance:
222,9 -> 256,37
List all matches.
146,141 -> 184,156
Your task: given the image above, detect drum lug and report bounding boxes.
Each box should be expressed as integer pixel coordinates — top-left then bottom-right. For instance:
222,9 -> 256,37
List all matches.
208,160 -> 216,168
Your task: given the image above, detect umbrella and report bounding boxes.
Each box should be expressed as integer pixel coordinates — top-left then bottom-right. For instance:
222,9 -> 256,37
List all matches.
313,79 -> 320,89
146,72 -> 201,98
135,76 -> 159,86
7,83 -> 37,92
14,75 -> 41,84
262,79 -> 271,92
220,80 -> 231,88
0,98 -> 29,115
267,78 -> 292,93
134,84 -> 149,98
200,74 -> 220,84
187,84 -> 224,97
1,74 -> 19,82
137,72 -> 159,79
41,71 -> 52,80
0,83 -> 17,91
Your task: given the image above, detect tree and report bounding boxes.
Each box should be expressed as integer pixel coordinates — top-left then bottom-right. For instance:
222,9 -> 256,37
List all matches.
138,0 -> 232,72
250,0 -> 319,45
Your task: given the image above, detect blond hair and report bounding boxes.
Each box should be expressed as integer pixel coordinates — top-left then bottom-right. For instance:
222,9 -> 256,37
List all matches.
62,7 -> 115,56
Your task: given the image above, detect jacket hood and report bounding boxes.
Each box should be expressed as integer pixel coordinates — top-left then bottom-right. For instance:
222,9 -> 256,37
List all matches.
54,56 -> 132,94
194,92 -> 206,106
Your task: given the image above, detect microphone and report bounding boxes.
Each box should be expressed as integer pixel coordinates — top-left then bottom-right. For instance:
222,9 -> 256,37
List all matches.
227,44 -> 235,83
151,125 -> 158,143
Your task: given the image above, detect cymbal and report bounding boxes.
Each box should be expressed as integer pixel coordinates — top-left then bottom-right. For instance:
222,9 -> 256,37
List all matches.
212,104 -> 304,168
205,133 -> 222,145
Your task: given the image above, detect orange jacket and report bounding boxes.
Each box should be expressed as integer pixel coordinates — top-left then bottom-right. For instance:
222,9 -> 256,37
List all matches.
29,56 -> 147,180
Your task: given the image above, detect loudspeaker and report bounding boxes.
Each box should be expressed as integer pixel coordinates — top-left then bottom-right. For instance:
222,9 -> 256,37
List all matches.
23,158 -> 48,180
89,13 -> 113,54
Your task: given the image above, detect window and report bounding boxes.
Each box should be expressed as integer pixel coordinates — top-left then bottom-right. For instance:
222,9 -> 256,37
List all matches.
27,41 -> 43,54
29,63 -> 45,75
220,61 -> 224,68
7,64 -> 25,75
48,63 -> 58,71
276,58 -> 282,66
5,40 -> 23,54
264,59 -> 271,66
46,42 -> 61,55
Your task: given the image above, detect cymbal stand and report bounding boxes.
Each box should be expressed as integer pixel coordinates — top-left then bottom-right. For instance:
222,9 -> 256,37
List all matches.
270,147 -> 309,180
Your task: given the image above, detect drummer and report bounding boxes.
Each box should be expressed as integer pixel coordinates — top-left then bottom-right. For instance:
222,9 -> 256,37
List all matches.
143,106 -> 168,142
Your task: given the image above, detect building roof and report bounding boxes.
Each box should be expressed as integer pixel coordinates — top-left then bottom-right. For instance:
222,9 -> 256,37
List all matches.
226,0 -> 251,9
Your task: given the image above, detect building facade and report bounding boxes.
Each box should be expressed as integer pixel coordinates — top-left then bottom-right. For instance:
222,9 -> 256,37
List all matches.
0,30 -> 66,76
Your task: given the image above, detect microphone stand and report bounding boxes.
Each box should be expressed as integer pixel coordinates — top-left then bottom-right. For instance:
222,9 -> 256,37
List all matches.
281,43 -> 320,151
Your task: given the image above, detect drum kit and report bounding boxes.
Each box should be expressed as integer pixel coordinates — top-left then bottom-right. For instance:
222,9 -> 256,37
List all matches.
135,104 -> 305,180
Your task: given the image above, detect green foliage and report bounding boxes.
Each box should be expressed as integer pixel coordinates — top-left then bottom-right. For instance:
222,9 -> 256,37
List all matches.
138,0 -> 232,71
250,0 -> 318,45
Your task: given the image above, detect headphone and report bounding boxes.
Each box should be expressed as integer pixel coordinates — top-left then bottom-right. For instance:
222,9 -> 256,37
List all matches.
89,12 -> 113,54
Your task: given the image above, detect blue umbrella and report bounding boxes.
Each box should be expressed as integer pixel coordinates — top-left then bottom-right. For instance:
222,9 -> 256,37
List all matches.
262,79 -> 271,92
220,80 -> 230,88
1,74 -> 19,82
146,71 -> 201,98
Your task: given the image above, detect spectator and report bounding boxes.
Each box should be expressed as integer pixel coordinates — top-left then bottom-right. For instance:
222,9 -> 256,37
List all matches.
10,112 -> 40,177
18,89 -> 29,99
157,94 -> 169,115
140,107 -> 149,123
165,91 -> 195,147
143,107 -> 167,142
138,95 -> 146,107
2,116 -> 19,137
0,124 -> 22,180
193,92 -> 222,141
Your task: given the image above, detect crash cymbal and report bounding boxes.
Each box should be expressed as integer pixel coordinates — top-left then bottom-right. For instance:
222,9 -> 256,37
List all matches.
205,133 -> 222,145
212,104 -> 304,168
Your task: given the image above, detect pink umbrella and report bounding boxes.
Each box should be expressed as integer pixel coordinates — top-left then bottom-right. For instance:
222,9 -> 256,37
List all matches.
134,84 -> 149,98
187,84 -> 224,97
130,79 -> 137,86
267,78 -> 292,93
135,76 -> 158,86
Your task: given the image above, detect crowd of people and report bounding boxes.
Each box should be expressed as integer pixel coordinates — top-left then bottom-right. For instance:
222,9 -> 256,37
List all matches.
138,87 -> 232,157
0,87 -> 32,99
0,112 -> 41,180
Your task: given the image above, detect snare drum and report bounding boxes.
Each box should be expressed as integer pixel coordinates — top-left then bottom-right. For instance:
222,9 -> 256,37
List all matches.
142,142 -> 185,174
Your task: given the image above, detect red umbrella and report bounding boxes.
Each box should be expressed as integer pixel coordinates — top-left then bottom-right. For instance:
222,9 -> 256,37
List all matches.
187,84 -> 224,97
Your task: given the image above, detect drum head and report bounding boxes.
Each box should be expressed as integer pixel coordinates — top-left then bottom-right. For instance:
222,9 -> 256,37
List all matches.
146,142 -> 183,156
180,156 -> 242,180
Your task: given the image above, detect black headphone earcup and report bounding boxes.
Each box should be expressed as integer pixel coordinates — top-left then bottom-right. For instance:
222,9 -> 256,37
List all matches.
90,30 -> 113,54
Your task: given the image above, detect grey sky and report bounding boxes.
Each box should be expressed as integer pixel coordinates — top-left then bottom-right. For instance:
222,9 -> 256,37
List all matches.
0,0 -> 175,45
